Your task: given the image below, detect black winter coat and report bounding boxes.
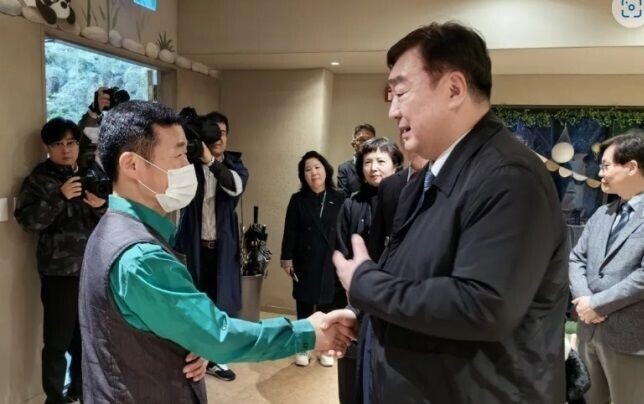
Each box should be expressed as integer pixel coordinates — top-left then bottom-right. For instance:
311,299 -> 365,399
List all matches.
14,159 -> 105,276
280,188 -> 345,305
350,113 -> 569,403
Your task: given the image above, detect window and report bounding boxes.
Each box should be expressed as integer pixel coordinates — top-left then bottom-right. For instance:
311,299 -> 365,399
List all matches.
45,38 -> 158,122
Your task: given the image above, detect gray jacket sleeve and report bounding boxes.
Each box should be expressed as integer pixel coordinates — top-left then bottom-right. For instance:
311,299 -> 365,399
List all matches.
568,216 -> 595,298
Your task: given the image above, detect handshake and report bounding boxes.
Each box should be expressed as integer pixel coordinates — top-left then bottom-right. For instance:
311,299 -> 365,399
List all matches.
308,309 -> 358,357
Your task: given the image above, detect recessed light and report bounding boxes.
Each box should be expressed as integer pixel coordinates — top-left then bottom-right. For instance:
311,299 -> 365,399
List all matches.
331,62 -> 340,66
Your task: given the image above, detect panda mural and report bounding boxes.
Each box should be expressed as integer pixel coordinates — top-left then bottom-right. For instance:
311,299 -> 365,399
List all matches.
26,0 -> 76,25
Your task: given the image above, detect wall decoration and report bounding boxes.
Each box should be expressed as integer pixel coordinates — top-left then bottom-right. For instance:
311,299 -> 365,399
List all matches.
22,5 -> 56,26
108,28 -> 122,47
175,55 -> 191,69
81,25 -> 108,42
27,0 -> 76,25
156,31 -> 175,63
0,0 -> 23,16
551,126 -> 574,163
145,41 -> 159,58
2,0 -> 218,78
122,37 -> 144,55
495,106 -> 643,221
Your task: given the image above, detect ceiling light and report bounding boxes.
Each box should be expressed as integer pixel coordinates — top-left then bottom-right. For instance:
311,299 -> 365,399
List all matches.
331,62 -> 340,66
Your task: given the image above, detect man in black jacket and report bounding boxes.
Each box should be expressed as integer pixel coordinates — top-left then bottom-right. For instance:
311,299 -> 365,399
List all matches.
337,124 -> 376,197
333,22 -> 568,403
15,117 -> 106,404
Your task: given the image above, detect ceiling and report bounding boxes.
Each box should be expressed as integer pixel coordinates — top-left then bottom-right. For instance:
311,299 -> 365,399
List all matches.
178,0 -> 644,74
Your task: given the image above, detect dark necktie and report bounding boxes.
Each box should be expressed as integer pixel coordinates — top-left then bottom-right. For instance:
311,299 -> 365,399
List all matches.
414,170 -> 435,212
606,203 -> 634,253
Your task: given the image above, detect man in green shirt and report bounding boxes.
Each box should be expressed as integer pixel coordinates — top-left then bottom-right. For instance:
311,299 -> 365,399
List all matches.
79,100 -> 356,404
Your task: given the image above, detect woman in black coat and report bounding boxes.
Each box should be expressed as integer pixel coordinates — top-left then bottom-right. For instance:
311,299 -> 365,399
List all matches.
280,151 -> 345,367
336,137 -> 403,404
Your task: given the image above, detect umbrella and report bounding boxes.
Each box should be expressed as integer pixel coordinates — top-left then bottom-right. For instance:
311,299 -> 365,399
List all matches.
241,206 -> 272,277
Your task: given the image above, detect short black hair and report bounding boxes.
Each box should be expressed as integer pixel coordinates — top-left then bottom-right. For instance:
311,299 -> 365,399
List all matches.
297,151 -> 336,192
355,137 -> 404,183
387,21 -> 492,100
353,123 -> 376,138
600,129 -> 644,175
41,117 -> 81,145
204,111 -> 229,133
98,100 -> 181,181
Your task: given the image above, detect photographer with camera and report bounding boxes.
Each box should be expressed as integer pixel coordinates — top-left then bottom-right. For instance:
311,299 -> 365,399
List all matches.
15,117 -> 106,404
78,86 -> 130,169
174,108 -> 249,382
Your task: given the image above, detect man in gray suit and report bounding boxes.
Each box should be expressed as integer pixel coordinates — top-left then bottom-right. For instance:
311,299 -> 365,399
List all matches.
569,129 -> 644,404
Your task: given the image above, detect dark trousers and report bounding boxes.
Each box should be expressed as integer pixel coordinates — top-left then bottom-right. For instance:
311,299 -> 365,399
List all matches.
198,244 -> 219,304
40,276 -> 82,404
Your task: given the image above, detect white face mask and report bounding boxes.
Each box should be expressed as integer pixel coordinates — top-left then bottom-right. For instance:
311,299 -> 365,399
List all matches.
136,155 -> 197,213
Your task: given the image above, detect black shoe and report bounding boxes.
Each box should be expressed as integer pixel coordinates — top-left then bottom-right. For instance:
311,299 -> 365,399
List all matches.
206,363 -> 236,381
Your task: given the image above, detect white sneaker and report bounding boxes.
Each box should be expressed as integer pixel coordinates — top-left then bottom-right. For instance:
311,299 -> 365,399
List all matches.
318,354 -> 335,367
294,352 -> 310,367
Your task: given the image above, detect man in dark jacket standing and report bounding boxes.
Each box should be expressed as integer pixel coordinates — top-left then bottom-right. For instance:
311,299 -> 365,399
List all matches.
337,124 -> 376,197
333,22 -> 568,403
15,117 -> 106,404
174,110 -> 248,381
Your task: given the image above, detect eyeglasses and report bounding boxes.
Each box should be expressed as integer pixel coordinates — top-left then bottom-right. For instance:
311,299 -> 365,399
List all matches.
599,162 -> 613,172
50,140 -> 79,149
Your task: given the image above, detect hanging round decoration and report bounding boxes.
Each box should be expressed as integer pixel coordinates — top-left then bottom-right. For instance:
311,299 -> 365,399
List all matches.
545,160 -> 560,172
572,172 -> 588,181
586,179 -> 602,188
558,167 -> 573,177
591,142 -> 601,156
551,142 -> 575,163
534,152 -> 549,163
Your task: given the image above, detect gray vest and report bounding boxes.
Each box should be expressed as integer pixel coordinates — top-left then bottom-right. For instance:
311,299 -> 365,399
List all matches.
79,210 -> 208,404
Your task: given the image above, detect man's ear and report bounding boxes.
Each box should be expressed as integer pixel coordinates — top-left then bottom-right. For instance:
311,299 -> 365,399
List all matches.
445,71 -> 468,110
118,152 -> 140,180
627,160 -> 641,176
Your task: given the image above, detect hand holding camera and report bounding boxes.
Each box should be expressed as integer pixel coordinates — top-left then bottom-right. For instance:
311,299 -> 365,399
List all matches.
89,87 -> 131,115
200,141 -> 214,165
83,191 -> 106,208
179,107 -> 222,163
60,176 -> 82,200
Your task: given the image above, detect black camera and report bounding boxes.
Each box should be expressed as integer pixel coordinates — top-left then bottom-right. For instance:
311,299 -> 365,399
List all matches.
179,107 -> 222,163
80,169 -> 112,199
75,153 -> 112,199
96,87 -> 131,112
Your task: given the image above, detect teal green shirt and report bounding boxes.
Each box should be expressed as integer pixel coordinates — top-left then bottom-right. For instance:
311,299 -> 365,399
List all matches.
107,195 -> 315,364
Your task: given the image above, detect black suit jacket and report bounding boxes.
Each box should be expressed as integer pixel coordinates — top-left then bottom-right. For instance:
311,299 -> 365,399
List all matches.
337,158 -> 361,197
349,113 -> 569,403
368,167 -> 417,261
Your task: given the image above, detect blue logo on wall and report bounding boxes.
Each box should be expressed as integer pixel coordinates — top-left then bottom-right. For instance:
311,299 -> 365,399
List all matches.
620,0 -> 642,18
133,0 -> 157,11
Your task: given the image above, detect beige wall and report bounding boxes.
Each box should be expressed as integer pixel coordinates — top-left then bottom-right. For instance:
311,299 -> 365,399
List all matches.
0,14 -> 47,404
328,74 -> 393,168
493,75 -> 644,106
221,69 -> 334,312
176,69 -> 221,113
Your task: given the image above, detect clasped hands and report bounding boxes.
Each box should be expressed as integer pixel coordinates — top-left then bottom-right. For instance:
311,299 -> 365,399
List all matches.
572,296 -> 607,324
308,309 -> 358,358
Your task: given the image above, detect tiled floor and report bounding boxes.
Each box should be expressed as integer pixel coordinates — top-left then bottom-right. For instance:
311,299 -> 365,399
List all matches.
205,311 -> 340,403
205,355 -> 340,404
